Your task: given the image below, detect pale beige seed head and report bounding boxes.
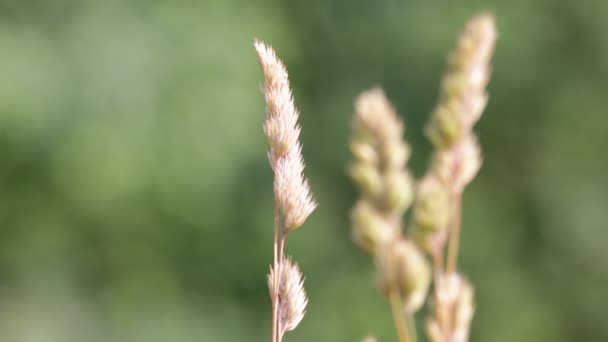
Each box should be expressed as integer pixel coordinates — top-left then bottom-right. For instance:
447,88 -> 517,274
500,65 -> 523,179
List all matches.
254,40 -> 301,157
255,40 -> 316,229
425,318 -> 444,342
432,273 -> 475,342
350,87 -> 413,218
272,144 -> 317,230
383,139 -> 411,170
425,100 -> 462,149
426,13 -> 497,149
351,200 -> 399,255
348,162 -> 383,198
267,257 -> 308,338
361,336 -> 378,342
458,13 -> 497,79
354,88 -> 402,137
433,135 -> 482,192
412,224 -> 449,256
383,170 -> 414,215
453,278 -> 475,342
454,12 -> 496,131
353,88 -> 409,169
413,173 -> 450,233
411,173 -> 451,254
350,140 -> 379,165
376,239 -> 431,313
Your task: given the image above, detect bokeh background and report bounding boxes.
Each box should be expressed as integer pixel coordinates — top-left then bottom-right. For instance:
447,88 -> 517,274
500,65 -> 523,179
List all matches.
0,0 -> 607,341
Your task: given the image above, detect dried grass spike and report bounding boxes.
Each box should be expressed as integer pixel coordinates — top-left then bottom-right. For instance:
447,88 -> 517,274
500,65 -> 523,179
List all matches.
255,40 -> 316,230
254,40 -> 301,157
452,278 -> 475,342
273,144 -> 317,230
268,257 -> 308,339
426,13 -> 497,149
354,88 -> 407,162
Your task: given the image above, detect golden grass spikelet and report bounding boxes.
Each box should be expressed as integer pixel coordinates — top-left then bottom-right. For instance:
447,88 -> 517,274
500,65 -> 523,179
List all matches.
411,173 -> 451,254
349,87 -> 420,339
348,162 -> 383,198
350,87 -> 413,220
255,40 -> 317,231
421,14 -> 495,342
353,88 -> 410,170
413,174 -> 450,233
426,273 -> 475,342
453,278 -> 475,342
426,12 -> 497,149
433,134 -> 482,193
351,200 -> 399,255
376,240 -> 431,313
347,13 -> 496,342
267,257 -> 308,339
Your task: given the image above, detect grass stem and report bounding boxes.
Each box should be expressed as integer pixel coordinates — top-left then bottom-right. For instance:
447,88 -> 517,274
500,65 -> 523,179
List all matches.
272,202 -> 279,342
407,314 -> 418,342
446,193 -> 462,274
389,288 -> 412,342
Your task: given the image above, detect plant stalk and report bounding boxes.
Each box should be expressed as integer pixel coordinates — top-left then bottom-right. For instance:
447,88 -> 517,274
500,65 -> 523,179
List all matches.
275,223 -> 288,341
271,202 -> 279,342
389,287 -> 412,342
446,192 -> 462,274
407,314 -> 418,342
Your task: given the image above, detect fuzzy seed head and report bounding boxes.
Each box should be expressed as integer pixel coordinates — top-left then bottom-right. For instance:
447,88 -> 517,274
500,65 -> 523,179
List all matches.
434,135 -> 482,192
254,40 -> 301,156
413,174 -> 450,233
453,279 -> 475,342
376,239 -> 431,313
426,319 -> 444,342
350,141 -> 379,165
351,200 -> 399,255
426,13 -> 496,150
267,258 -> 308,338
348,162 -> 383,198
429,273 -> 475,342
349,87 -> 414,219
353,88 -> 408,167
255,40 -> 316,229
272,144 -> 317,230
383,170 -> 414,215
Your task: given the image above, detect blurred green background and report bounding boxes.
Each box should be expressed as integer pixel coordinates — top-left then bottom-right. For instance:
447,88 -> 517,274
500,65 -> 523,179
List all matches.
0,0 -> 607,341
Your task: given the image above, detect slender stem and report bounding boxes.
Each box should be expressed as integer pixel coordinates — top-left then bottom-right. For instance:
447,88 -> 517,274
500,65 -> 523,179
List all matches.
273,202 -> 279,273
432,241 -> 444,275
276,229 -> 287,342
446,192 -> 462,274
389,288 -> 412,342
271,202 -> 279,342
431,246 -> 444,329
279,230 -> 287,267
407,314 -> 418,342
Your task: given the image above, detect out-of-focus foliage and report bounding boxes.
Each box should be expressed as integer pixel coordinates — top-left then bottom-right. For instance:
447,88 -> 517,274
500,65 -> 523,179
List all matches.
0,0 -> 606,341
